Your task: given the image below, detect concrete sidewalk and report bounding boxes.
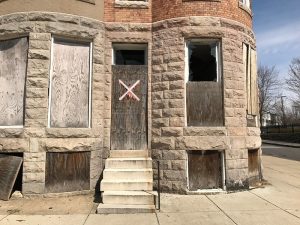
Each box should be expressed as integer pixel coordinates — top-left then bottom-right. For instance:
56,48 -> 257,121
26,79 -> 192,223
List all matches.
1,155 -> 300,225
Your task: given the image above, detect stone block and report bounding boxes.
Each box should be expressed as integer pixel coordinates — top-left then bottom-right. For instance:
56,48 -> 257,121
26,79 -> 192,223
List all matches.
175,136 -> 229,150
162,150 -> 186,160
152,118 -> 169,128
0,138 -> 29,152
0,129 -> 23,138
23,172 -> 45,183
246,136 -> 261,149
161,127 -> 183,137
162,108 -> 184,117
183,127 -> 227,136
163,170 -> 186,181
151,137 -> 175,150
22,183 -> 45,194
169,117 -> 185,127
23,161 -> 45,173
226,159 -> 248,170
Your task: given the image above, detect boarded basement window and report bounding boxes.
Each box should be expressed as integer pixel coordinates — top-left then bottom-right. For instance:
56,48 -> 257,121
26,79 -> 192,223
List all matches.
49,38 -> 91,128
243,43 -> 258,127
0,153 -> 23,201
45,152 -> 90,193
188,150 -> 224,191
0,37 -> 28,127
185,40 -> 224,126
248,149 -> 261,186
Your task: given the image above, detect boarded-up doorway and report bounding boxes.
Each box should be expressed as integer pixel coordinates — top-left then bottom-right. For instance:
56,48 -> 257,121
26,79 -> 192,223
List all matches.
188,150 -> 224,191
111,65 -> 148,150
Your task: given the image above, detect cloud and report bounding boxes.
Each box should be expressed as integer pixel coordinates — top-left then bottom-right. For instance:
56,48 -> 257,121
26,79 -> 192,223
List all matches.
256,21 -> 300,52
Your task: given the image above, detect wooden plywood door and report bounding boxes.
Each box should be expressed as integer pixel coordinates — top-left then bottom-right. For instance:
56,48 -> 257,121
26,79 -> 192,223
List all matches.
186,82 -> 224,126
248,149 -> 260,185
188,151 -> 222,191
50,40 -> 90,128
0,37 -> 28,126
111,65 -> 148,150
45,152 -> 90,193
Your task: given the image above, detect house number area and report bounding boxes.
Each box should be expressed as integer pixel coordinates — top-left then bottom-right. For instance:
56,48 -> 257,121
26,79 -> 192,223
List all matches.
119,79 -> 140,101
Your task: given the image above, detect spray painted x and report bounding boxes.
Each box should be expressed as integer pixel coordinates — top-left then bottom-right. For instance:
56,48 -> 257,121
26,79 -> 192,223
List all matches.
119,79 -> 140,101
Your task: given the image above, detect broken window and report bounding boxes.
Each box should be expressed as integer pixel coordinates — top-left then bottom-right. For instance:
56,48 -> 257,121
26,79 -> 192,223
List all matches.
188,150 -> 225,191
113,44 -> 147,65
243,43 -> 258,126
239,0 -> 251,8
185,40 -> 224,126
0,37 -> 28,127
49,38 -> 92,128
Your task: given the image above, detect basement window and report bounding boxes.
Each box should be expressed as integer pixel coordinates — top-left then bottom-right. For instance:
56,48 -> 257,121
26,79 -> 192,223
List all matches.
248,149 -> 261,186
113,44 -> 147,65
187,150 -> 225,191
185,40 -> 224,127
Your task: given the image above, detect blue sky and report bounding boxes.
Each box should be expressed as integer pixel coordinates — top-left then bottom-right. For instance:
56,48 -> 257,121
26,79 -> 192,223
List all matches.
253,0 -> 300,78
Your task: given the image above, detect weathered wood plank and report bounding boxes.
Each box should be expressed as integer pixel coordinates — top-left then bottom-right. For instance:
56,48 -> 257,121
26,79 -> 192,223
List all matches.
0,37 -> 28,126
248,149 -> 260,185
0,155 -> 23,201
186,82 -> 224,126
251,49 -> 258,116
50,40 -> 90,128
111,65 -> 148,150
188,151 -> 222,191
45,152 -> 90,193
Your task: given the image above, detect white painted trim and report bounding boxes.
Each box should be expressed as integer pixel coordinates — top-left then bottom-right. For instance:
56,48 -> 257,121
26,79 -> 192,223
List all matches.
0,126 -> 24,129
184,41 -> 189,127
47,36 -> 54,128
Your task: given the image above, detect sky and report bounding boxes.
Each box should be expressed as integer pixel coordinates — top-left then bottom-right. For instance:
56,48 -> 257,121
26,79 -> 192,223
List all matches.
252,0 -> 300,102
252,0 -> 300,78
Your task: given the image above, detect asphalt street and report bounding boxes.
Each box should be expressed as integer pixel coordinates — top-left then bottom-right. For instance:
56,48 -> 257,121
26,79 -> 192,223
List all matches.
262,144 -> 300,161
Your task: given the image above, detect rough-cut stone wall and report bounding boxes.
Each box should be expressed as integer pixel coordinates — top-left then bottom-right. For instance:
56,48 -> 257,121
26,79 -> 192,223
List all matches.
151,17 -> 261,193
0,12 -> 105,195
102,22 -> 152,159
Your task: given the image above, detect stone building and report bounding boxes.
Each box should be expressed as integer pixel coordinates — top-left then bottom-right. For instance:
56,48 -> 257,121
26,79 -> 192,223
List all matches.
0,0 -> 261,213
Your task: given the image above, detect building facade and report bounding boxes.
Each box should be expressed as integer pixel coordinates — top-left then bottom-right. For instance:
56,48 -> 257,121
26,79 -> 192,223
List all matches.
0,0 -> 261,210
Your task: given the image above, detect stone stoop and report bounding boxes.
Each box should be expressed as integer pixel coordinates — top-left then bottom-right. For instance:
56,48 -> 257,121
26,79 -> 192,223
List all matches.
97,150 -> 157,214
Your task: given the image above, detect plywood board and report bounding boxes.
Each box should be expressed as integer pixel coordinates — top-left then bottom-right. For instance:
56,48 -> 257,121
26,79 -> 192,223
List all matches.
45,152 -> 90,193
248,149 -> 260,185
186,82 -> 224,126
50,40 -> 90,128
0,155 -> 23,201
188,151 -> 222,191
111,65 -> 148,150
251,49 -> 258,116
0,37 -> 28,126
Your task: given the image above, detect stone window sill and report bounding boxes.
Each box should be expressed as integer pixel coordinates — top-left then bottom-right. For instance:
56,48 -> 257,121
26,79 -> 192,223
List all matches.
115,0 -> 149,9
239,2 -> 252,17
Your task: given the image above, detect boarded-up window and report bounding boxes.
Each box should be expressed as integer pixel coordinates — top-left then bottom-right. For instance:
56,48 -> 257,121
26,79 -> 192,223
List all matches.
45,152 -> 90,193
243,44 -> 258,117
0,37 -> 28,126
49,39 -> 91,128
248,149 -> 261,186
186,40 -> 224,126
188,150 -> 224,191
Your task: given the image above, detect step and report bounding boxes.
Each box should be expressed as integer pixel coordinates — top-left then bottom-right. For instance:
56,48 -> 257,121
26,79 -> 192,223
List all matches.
102,191 -> 155,205
110,150 -> 148,158
101,180 -> 153,191
103,169 -> 153,180
105,158 -> 152,169
97,204 -> 156,214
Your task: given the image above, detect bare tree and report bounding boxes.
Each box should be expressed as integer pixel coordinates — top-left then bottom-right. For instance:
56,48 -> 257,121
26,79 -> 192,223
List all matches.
258,65 -> 279,125
286,58 -> 300,107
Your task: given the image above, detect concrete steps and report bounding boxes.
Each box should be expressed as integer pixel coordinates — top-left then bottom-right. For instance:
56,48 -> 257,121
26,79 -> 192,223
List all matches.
97,150 -> 157,214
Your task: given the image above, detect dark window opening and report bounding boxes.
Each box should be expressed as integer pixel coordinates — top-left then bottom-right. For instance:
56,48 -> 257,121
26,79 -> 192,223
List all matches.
188,150 -> 223,191
189,43 -> 218,82
115,50 -> 145,65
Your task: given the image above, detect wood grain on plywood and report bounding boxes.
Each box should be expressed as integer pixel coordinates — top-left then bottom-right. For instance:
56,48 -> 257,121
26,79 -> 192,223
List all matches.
50,40 -> 90,128
0,38 -> 28,126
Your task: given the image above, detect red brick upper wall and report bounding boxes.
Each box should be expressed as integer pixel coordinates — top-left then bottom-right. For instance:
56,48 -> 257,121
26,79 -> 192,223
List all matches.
152,0 -> 252,28
104,0 -> 252,28
104,0 -> 152,23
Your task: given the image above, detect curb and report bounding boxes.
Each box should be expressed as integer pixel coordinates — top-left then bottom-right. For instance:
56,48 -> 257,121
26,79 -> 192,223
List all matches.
262,140 -> 300,148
